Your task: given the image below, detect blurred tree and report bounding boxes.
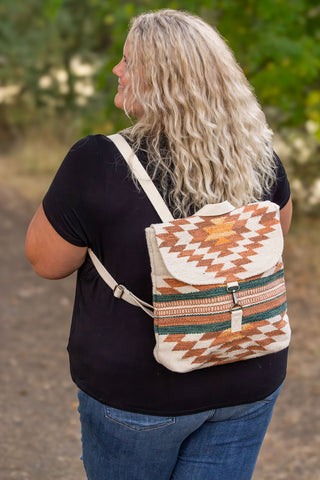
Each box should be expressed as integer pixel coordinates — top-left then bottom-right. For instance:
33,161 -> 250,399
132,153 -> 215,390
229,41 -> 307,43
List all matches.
212,0 -> 320,130
1,0 -> 319,136
0,0 -> 114,136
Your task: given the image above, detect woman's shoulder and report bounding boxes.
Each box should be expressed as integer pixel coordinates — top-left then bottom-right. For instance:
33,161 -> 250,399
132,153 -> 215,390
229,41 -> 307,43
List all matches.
68,133 -> 118,153
63,133 -> 130,172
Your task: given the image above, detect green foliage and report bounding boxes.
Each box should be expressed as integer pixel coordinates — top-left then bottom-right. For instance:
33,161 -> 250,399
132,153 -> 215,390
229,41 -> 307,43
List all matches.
1,0 -> 320,139
1,0 -> 320,213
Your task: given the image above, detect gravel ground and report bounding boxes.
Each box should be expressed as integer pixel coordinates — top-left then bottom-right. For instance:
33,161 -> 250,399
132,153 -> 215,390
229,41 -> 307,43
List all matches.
1,183 -> 319,480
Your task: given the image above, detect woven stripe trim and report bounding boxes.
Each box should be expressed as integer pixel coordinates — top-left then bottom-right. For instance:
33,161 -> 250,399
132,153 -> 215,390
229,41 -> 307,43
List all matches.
154,302 -> 287,335
153,268 -> 284,303
154,294 -> 286,327
154,278 -> 285,314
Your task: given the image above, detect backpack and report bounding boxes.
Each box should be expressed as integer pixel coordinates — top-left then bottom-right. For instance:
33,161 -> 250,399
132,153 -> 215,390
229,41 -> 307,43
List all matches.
88,134 -> 291,373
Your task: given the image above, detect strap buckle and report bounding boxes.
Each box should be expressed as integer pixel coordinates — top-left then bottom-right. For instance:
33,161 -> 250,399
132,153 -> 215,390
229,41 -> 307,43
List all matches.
227,282 -> 241,306
113,284 -> 125,299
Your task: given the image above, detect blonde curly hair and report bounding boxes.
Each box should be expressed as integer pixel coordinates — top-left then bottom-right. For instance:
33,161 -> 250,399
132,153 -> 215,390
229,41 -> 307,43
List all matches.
122,9 -> 275,217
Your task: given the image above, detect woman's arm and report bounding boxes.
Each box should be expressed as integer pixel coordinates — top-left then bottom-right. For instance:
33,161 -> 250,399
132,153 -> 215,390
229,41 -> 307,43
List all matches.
25,203 -> 87,279
279,196 -> 293,237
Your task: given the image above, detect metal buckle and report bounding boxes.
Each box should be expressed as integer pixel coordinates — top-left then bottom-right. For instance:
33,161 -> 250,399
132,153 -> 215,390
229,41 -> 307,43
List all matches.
113,284 -> 125,299
226,283 -> 242,311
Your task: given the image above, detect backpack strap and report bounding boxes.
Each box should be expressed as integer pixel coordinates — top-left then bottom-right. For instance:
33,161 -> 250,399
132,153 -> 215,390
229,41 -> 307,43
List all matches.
88,248 -> 154,317
108,133 -> 174,222
88,133 -> 173,316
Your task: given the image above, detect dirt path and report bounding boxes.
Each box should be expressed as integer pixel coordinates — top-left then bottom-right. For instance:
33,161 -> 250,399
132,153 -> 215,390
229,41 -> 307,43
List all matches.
1,183 -> 319,480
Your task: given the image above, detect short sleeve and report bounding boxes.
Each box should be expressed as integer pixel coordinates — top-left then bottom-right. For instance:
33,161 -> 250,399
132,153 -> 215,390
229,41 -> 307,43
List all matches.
43,136 -> 100,247
267,152 -> 291,209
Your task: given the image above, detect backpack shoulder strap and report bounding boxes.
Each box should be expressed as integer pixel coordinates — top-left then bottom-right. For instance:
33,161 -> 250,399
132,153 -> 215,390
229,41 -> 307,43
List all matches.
108,133 -> 174,222
88,248 -> 154,317
88,133 -> 174,316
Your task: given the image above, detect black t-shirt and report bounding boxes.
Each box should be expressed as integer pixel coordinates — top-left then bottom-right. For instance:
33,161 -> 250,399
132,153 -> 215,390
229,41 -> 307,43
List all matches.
43,134 -> 291,415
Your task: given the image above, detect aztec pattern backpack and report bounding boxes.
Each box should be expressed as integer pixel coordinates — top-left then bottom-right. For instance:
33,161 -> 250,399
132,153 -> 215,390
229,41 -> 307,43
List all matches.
88,134 -> 291,373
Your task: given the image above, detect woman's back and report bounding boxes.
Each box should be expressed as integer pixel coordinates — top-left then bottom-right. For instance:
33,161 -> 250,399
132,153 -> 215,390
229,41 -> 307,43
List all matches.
42,132 -> 290,414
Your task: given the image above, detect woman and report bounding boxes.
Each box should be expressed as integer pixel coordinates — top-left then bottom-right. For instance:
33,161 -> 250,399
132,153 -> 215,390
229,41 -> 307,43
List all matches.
26,9 -> 292,480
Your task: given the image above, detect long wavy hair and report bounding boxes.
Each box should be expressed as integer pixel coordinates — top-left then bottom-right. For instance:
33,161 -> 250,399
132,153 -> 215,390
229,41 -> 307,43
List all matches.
121,9 -> 275,217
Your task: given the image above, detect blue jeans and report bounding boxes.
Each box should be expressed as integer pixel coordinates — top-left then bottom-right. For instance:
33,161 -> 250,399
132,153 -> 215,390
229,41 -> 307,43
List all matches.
78,385 -> 282,480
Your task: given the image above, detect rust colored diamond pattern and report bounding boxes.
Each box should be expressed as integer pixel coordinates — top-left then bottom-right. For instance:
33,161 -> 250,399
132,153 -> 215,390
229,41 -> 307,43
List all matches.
163,313 -> 288,366
156,204 -> 279,281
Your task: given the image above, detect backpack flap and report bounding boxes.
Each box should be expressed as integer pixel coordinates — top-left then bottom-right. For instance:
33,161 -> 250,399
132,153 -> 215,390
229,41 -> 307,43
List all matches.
146,201 -> 284,286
